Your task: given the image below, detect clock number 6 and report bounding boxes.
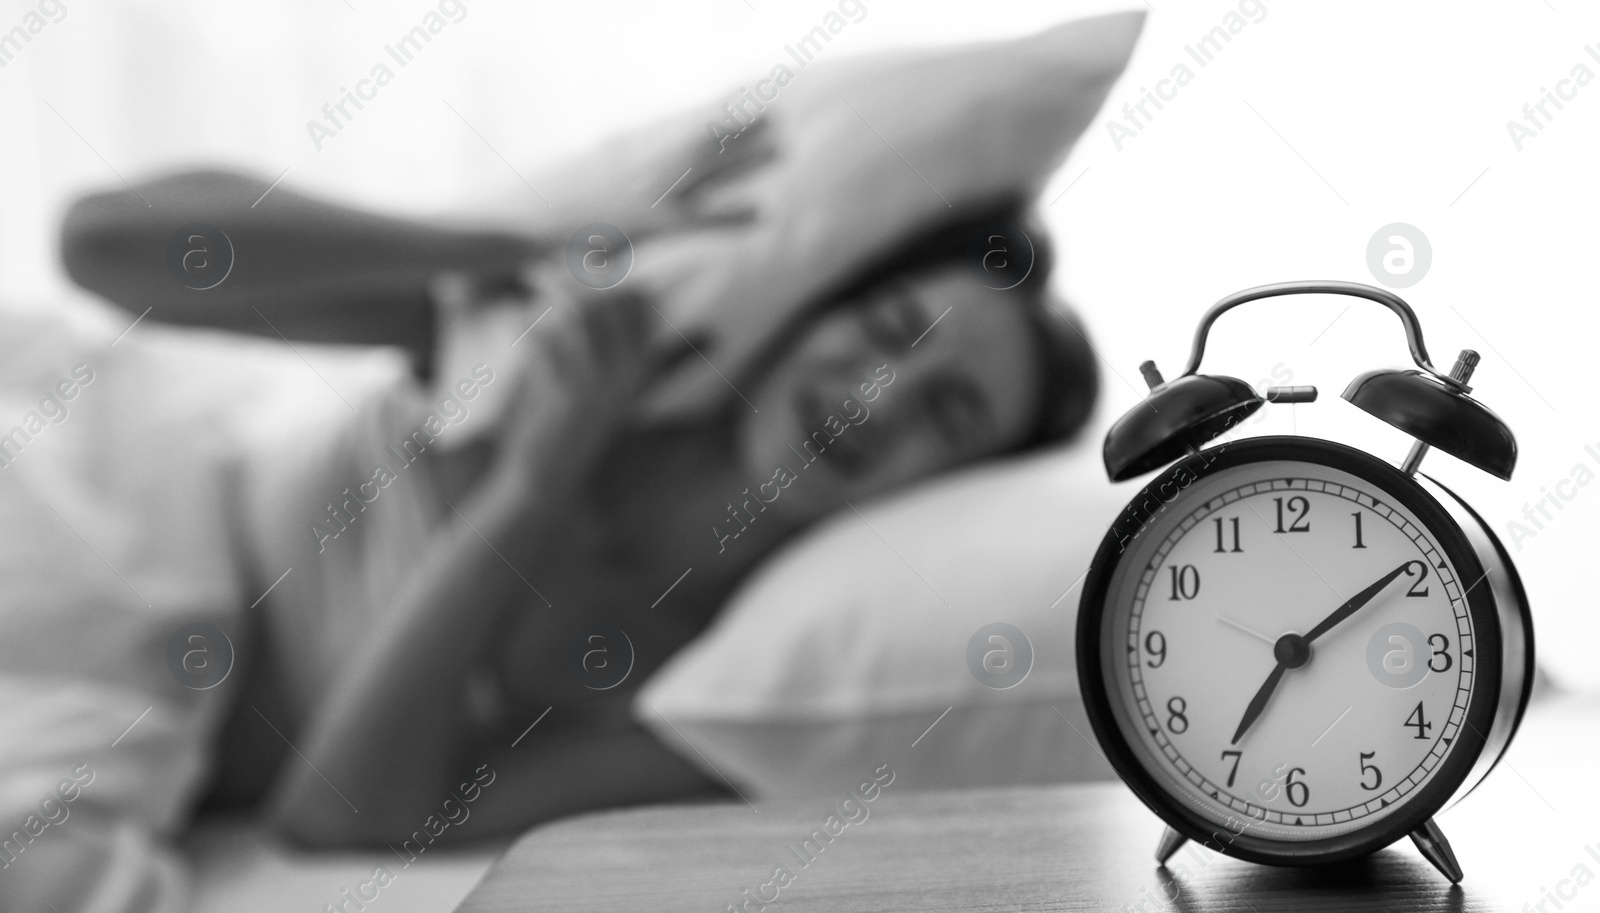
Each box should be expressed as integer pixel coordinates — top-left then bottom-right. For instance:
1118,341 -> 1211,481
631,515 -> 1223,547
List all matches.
1284,767 -> 1309,808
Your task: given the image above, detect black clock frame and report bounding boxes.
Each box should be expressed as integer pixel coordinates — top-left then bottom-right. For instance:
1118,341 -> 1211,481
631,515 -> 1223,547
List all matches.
1076,436 -> 1505,866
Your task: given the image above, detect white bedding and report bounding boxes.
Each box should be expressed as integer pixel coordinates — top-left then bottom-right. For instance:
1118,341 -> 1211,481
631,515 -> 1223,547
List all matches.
0,296 -> 411,911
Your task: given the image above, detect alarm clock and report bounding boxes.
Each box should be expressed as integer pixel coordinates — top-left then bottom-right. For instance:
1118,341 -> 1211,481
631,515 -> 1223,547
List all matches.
1076,280 -> 1533,884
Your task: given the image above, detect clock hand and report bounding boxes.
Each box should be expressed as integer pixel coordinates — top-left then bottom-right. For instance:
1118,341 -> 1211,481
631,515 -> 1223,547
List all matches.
1230,562 -> 1413,746
1303,562 -> 1412,644
1231,662 -> 1287,745
1216,614 -> 1276,646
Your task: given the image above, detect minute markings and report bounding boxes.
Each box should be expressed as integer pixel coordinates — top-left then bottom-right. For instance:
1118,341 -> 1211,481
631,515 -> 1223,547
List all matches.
1125,478 -> 1472,824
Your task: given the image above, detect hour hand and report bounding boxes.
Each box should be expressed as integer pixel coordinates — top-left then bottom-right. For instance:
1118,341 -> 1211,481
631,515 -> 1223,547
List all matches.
1231,662 -> 1287,745
1231,562 -> 1412,745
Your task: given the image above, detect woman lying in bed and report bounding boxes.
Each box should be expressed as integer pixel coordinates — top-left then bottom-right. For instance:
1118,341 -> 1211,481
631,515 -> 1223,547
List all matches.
62,173 -> 1099,848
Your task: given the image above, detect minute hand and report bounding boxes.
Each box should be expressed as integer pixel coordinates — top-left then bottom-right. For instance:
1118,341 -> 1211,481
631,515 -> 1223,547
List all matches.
1303,562 -> 1413,644
1229,561 -> 1414,746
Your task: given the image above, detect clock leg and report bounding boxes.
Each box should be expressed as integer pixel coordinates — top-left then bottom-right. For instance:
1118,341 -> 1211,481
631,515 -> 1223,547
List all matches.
1155,826 -> 1188,865
1409,818 -> 1464,883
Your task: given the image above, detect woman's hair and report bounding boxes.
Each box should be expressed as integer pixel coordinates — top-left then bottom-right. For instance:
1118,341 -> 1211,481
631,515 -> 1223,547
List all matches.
811,201 -> 1100,452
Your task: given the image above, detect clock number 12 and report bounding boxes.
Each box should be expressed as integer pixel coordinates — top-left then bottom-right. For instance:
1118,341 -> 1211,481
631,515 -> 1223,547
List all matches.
1273,496 -> 1310,533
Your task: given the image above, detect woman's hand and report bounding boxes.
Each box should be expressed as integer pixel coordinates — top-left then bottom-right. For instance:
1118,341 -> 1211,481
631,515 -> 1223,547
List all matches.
475,271 -> 653,520
269,273 -> 654,847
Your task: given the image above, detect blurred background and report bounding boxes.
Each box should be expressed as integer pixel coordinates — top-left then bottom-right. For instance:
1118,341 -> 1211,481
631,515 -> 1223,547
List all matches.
3,0 -> 1592,687
5,3 -> 1599,911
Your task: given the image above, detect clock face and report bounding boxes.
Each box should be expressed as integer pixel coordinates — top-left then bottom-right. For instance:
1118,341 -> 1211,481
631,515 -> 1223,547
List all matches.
1087,442 -> 1491,850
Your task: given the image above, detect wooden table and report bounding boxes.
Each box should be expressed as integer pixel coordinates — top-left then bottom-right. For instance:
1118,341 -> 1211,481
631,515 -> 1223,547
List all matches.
459,694 -> 1599,911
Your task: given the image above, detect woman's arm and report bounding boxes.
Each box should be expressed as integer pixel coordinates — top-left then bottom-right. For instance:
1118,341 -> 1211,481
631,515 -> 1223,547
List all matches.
59,169 -> 542,366
452,716 -> 730,842
265,476 -> 540,846
265,282 -> 654,847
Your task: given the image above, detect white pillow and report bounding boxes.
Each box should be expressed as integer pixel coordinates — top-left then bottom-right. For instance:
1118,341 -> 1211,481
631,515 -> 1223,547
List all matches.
503,12 -> 1145,425
634,442 -> 1128,799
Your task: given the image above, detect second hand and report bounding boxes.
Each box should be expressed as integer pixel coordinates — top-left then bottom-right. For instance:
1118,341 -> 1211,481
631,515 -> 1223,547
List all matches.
1216,614 -> 1276,646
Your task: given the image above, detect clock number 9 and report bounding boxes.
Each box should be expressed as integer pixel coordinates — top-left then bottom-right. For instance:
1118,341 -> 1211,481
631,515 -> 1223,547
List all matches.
1144,630 -> 1167,668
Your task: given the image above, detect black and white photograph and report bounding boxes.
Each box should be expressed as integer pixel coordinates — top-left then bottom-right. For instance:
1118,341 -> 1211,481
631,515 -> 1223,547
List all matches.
0,1 -> 1595,910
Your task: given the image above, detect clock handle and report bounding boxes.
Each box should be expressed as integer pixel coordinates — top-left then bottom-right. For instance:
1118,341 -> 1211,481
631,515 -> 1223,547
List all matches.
1154,826 -> 1188,865
1178,280 -> 1461,389
1410,817 -> 1465,883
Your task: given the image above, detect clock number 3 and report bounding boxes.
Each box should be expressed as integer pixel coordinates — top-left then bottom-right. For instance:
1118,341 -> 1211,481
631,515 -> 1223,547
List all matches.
1427,633 -> 1452,672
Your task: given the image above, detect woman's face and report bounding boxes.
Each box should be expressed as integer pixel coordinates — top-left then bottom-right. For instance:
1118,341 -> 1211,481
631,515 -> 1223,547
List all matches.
736,266 -> 1040,517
